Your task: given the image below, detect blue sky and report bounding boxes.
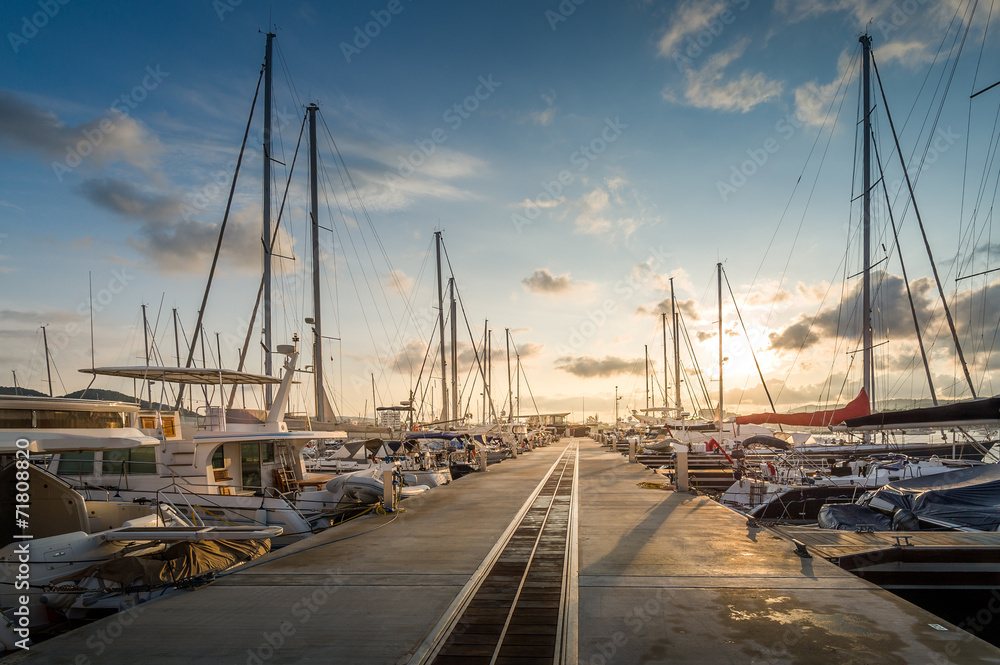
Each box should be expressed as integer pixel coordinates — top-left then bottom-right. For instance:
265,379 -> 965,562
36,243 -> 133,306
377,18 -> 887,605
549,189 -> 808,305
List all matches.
1,0 -> 997,422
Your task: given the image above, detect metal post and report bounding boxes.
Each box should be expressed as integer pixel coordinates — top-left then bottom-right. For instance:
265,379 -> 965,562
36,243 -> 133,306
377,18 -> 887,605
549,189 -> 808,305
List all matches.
382,465 -> 397,513
676,448 -> 689,492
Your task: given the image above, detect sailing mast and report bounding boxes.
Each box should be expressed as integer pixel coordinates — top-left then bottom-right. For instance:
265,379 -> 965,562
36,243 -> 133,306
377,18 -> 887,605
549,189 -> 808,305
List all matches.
262,31 -> 275,407
141,304 -> 152,406
717,262 -> 723,432
671,277 -> 681,415
487,327 -> 492,423
482,319 -> 488,425
41,325 -> 53,397
861,35 -> 873,415
449,278 -> 459,424
307,103 -> 324,423
644,344 -> 649,410
506,328 -> 512,424
661,313 -> 668,416
435,231 -> 448,423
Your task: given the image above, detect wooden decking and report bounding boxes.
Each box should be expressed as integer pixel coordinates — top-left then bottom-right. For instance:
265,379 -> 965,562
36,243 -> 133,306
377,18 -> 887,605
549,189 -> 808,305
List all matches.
771,526 -> 1000,559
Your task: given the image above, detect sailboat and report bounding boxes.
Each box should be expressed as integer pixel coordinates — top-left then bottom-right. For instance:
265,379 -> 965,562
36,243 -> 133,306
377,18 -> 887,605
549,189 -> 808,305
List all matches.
716,34 -> 997,519
41,36 -> 428,545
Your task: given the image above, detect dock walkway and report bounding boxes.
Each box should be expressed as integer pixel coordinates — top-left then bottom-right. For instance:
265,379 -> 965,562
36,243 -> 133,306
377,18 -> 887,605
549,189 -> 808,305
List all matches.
12,438 -> 1000,664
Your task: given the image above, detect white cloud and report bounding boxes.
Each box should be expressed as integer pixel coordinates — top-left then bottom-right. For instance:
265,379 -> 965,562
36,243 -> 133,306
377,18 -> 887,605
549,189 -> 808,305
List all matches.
664,39 -> 783,113
877,40 -> 935,67
774,0 -> 895,26
657,0 -> 728,57
384,269 -> 414,295
791,49 -> 854,128
521,268 -> 593,295
510,196 -> 565,210
341,140 -> 489,212
527,93 -> 557,127
0,89 -> 163,178
567,177 -> 659,242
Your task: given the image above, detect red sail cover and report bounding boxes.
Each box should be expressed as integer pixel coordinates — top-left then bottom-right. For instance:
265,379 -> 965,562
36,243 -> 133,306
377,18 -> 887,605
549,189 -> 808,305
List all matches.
734,389 -> 870,427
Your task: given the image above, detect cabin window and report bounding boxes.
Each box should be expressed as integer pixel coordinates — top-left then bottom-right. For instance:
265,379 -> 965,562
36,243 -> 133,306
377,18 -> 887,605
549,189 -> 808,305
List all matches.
240,442 -> 261,491
262,442 -> 275,464
139,415 -> 178,437
211,446 -> 225,469
57,452 -> 94,475
35,410 -> 125,429
0,409 -> 32,429
102,447 -> 157,475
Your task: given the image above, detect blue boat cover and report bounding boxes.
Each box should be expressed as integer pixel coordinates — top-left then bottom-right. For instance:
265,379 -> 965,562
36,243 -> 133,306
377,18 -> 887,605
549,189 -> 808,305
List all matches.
817,503 -> 892,530
820,463 -> 1000,531
867,463 -> 1000,531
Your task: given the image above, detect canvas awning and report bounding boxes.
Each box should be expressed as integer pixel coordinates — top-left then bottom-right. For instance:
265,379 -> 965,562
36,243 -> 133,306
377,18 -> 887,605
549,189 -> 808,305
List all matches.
1,428 -> 158,453
82,366 -> 281,385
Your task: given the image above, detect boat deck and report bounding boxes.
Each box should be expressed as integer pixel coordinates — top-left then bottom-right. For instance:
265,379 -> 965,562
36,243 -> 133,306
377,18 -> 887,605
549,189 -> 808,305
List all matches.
771,525 -> 1000,559
12,438 -> 1000,664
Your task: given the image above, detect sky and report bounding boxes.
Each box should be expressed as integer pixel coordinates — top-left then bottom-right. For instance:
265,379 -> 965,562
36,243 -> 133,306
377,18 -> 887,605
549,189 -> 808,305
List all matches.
1,0 -> 998,424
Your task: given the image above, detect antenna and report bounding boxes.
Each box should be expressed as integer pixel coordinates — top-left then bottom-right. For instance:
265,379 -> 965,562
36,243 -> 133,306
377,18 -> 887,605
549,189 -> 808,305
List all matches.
82,272 -> 98,397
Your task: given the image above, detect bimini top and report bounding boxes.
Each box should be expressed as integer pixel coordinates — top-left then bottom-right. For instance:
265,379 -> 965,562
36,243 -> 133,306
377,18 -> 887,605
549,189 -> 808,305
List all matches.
82,366 -> 281,386
0,395 -> 142,412
1,428 -> 158,453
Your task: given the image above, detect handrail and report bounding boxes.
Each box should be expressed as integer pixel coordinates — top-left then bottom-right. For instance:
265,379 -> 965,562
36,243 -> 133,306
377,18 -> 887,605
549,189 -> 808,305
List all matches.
157,484 -> 204,527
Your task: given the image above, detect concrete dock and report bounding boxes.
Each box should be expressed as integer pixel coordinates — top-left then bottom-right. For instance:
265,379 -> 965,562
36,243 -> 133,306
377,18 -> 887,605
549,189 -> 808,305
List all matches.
12,438 -> 1000,664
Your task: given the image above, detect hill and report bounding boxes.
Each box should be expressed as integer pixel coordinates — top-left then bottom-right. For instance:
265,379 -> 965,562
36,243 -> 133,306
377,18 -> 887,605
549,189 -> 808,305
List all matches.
0,386 -> 194,415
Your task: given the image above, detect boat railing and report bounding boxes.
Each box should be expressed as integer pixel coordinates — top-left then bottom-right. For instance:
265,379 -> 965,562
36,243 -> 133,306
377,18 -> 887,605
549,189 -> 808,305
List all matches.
155,485 -> 206,527
153,480 -> 311,529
